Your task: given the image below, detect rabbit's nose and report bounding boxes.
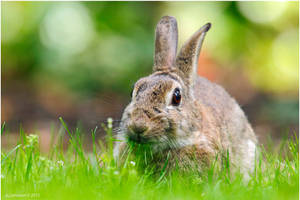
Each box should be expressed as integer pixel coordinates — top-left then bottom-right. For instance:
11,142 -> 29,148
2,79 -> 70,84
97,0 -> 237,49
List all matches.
128,123 -> 149,143
129,124 -> 148,135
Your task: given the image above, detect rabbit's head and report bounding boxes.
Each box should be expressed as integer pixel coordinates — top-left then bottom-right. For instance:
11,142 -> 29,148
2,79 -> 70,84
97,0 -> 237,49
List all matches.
121,16 -> 211,150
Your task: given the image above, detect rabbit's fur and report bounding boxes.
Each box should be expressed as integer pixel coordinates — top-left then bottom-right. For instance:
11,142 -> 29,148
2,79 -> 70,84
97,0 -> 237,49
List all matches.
114,16 -> 257,177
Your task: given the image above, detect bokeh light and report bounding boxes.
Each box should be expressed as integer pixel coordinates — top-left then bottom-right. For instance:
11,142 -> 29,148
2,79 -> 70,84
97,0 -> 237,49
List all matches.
237,2 -> 287,25
2,4 -> 24,43
271,28 -> 299,91
40,3 -> 94,55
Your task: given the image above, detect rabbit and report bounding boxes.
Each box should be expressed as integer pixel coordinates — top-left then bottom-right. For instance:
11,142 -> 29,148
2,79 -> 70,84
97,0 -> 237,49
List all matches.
113,16 -> 257,178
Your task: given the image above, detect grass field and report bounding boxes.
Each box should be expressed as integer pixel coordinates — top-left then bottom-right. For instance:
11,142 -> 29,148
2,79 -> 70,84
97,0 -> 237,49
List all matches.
1,119 -> 299,200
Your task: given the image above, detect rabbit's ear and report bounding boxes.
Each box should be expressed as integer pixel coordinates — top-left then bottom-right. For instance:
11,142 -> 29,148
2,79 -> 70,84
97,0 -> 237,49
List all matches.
153,16 -> 178,72
176,23 -> 211,86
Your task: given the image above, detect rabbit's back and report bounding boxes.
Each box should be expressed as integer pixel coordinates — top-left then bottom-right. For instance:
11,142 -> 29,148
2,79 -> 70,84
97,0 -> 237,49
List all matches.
194,76 -> 257,174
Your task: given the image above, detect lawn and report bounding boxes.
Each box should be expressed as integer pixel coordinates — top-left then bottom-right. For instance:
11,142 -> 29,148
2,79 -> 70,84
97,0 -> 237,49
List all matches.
1,118 -> 299,200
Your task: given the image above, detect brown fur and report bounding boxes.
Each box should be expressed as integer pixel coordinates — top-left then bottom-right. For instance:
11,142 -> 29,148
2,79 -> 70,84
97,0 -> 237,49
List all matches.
114,16 -> 257,177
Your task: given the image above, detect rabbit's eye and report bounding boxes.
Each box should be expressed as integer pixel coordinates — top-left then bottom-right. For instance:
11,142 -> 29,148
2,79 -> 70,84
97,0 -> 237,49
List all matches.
172,88 -> 181,106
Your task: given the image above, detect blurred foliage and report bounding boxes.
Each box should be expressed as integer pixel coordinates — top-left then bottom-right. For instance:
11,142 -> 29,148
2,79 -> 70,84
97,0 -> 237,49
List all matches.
2,2 -> 158,97
2,2 -> 298,96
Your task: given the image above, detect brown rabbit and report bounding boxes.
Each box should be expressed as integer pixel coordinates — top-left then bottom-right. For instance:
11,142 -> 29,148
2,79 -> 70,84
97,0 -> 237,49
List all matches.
114,16 -> 257,178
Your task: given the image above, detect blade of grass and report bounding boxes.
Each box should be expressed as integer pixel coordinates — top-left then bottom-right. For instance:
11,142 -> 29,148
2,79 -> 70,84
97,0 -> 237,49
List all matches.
25,149 -> 33,181
157,151 -> 170,183
1,121 -> 5,135
1,144 -> 21,165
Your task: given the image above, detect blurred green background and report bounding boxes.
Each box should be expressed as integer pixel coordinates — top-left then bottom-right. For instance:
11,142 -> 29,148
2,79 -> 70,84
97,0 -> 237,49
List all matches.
2,2 -> 299,150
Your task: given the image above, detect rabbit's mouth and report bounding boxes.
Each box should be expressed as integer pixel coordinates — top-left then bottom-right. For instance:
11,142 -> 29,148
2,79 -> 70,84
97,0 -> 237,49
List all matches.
124,119 -> 176,146
127,133 -> 150,144
126,130 -> 167,145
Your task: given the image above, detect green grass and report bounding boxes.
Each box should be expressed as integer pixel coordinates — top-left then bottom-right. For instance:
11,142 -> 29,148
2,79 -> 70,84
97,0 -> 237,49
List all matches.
1,118 -> 299,200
